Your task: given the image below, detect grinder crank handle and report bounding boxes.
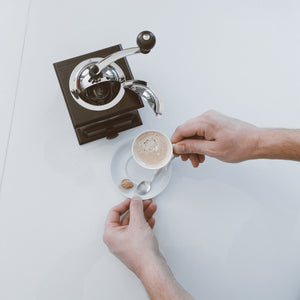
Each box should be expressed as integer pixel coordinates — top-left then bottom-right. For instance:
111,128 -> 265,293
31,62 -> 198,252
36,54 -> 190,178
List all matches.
136,31 -> 156,54
90,31 -> 156,78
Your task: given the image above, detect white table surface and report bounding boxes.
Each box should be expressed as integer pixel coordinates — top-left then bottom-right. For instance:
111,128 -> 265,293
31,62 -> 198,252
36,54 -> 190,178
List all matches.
0,0 -> 30,182
0,1 -> 299,299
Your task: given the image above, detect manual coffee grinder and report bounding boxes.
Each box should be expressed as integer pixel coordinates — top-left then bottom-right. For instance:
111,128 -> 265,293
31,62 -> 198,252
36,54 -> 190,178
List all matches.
54,31 -> 161,145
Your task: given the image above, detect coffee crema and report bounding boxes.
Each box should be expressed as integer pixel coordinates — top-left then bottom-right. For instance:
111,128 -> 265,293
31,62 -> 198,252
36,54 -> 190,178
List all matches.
133,131 -> 172,169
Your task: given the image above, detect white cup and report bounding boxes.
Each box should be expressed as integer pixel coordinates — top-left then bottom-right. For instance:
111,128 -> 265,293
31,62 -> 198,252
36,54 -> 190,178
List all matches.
132,130 -> 173,170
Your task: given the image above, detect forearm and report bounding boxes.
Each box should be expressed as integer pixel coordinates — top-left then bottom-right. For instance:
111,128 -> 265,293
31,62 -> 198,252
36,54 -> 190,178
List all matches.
252,128 -> 300,161
137,253 -> 194,300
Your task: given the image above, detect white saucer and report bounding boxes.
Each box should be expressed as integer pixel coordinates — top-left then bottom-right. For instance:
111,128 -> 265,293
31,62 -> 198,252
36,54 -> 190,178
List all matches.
111,140 -> 172,200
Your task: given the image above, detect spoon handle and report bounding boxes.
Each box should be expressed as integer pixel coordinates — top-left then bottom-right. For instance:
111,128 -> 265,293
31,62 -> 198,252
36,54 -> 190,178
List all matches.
150,156 -> 175,183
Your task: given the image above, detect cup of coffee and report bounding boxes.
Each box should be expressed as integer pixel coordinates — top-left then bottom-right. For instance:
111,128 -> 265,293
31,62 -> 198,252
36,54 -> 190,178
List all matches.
132,130 -> 173,169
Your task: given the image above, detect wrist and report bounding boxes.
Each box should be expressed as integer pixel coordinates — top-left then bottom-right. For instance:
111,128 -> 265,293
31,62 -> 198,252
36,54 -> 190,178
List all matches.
135,252 -> 169,281
239,126 -> 262,161
136,252 -> 195,300
247,127 -> 268,159
250,128 -> 300,160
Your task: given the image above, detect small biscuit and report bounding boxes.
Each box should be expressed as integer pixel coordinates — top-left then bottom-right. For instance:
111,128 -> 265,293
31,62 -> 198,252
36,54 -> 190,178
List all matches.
121,179 -> 134,189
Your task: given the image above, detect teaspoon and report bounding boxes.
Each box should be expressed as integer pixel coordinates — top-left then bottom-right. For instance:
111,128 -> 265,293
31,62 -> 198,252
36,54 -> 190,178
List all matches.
136,156 -> 175,195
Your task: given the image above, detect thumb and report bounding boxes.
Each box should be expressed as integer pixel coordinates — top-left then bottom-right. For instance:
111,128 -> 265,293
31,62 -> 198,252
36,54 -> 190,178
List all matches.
129,195 -> 145,225
173,139 -> 211,155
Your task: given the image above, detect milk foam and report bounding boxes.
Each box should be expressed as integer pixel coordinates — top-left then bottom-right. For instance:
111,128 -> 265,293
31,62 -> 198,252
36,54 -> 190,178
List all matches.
133,131 -> 171,169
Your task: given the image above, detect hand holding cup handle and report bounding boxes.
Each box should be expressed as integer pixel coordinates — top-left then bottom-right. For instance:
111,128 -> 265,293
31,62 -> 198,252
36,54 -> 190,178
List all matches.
172,136 -> 206,168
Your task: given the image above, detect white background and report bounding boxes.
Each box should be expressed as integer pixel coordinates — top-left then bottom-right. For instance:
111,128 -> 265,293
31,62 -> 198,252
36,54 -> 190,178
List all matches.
0,0 -> 299,299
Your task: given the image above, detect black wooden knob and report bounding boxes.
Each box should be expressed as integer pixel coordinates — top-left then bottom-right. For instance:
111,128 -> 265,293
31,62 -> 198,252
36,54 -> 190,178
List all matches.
137,31 -> 156,54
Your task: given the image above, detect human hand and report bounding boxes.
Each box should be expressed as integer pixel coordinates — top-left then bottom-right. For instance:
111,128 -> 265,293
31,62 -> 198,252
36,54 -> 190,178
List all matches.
103,196 -> 160,277
171,110 -> 259,166
103,197 -> 194,300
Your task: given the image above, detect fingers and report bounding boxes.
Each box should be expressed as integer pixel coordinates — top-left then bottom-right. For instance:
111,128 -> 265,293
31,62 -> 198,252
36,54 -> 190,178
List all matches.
121,201 -> 157,226
105,196 -> 157,234
144,203 -> 157,221
143,199 -> 154,212
173,139 -> 212,156
181,154 -> 189,161
189,154 -> 205,167
129,195 -> 144,225
171,119 -> 206,144
189,154 -> 200,168
105,198 -> 131,227
148,217 -> 155,229
180,154 -> 206,167
120,199 -> 153,226
198,154 -> 205,163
